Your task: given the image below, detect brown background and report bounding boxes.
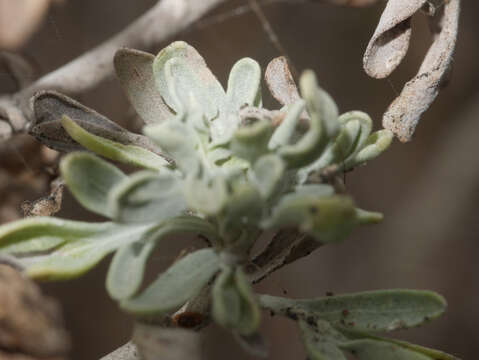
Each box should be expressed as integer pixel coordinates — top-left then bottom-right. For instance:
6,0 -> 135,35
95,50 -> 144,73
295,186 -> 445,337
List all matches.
1,0 -> 479,359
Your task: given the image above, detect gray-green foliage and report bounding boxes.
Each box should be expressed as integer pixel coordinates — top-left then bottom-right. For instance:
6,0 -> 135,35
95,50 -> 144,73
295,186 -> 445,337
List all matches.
0,41 -> 457,359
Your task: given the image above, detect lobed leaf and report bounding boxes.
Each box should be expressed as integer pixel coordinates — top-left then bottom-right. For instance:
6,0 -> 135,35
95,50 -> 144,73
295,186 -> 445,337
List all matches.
121,248 -> 220,315
60,152 -> 126,218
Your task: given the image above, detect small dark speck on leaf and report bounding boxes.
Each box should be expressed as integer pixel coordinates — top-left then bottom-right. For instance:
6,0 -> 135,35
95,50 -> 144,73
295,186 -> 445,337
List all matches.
342,309 -> 349,317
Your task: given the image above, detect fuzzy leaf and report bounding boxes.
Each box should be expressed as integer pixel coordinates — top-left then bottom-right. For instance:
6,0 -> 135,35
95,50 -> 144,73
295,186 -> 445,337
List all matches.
251,154 -> 286,199
278,74 -> 333,168
340,339 -> 434,360
114,48 -> 173,124
301,70 -> 339,139
15,222 -> 151,280
260,290 -> 446,332
263,192 -> 357,243
61,116 -> 168,170
299,319 -> 348,360
338,111 -> 373,154
109,170 -> 186,223
144,119 -> 201,174
60,152 -> 126,218
231,120 -> 273,163
0,217 -> 112,255
212,266 -> 261,336
106,216 -> 219,300
225,58 -> 262,112
121,248 -> 220,315
153,41 -> 225,119
341,332 -> 460,360
347,129 -> 393,168
268,100 -> 306,150
184,173 -> 228,216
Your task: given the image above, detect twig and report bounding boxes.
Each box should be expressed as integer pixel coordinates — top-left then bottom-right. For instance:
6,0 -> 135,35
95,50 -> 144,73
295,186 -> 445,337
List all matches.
0,0 -> 229,138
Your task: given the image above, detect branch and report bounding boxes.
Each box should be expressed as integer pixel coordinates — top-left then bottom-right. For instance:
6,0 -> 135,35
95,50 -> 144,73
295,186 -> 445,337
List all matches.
0,0 -> 229,137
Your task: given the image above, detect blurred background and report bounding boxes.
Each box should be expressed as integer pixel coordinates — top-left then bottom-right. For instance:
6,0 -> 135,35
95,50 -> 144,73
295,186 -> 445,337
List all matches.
0,0 -> 478,359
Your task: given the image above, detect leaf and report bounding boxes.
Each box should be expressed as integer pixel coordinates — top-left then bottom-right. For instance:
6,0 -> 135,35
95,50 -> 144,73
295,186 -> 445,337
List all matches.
212,266 -> 261,336
225,58 -> 262,112
234,266 -> 261,335
121,248 -> 220,315
233,332 -> 268,358
212,267 -> 242,330
299,319 -> 348,360
260,289 -> 446,332
300,70 -> 339,139
114,48 -> 173,124
109,170 -> 186,223
363,0 -> 426,79
144,118 -> 202,174
277,71 -> 339,168
60,152 -> 126,218
153,41 -> 225,119
61,115 -> 169,170
25,223 -> 153,280
268,100 -> 306,150
251,154 -> 286,199
263,193 -> 357,243
340,339 -> 434,360
265,56 -> 301,106
0,217 -> 112,255
341,333 -> 460,360
106,216 -> 219,300
184,173 -> 228,216
346,129 -> 393,168
230,120 -> 273,163
31,91 -> 132,153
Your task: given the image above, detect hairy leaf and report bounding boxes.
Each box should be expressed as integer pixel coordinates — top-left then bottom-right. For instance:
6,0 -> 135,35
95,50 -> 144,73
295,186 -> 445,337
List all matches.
109,170 -> 186,223
114,48 -> 173,124
299,319 -> 348,360
107,216 -> 219,300
260,290 -> 446,332
121,248 -> 220,315
226,57 -> 262,112
60,152 -> 126,218
61,116 -> 169,170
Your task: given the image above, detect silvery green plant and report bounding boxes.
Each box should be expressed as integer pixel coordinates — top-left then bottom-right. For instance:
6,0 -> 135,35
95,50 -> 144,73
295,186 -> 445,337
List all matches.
0,41 -> 458,359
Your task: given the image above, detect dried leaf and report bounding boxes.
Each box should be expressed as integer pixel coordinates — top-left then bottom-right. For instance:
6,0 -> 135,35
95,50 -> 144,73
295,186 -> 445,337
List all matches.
265,56 -> 301,106
114,48 -> 173,125
363,0 -> 427,79
382,0 -> 460,142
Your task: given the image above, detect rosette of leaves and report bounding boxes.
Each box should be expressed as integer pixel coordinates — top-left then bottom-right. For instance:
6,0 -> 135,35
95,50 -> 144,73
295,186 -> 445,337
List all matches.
0,42 -> 457,359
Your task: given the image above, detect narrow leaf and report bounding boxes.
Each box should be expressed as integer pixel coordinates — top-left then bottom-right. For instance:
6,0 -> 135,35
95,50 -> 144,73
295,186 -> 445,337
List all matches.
61,116 -> 169,170
121,248 -> 220,315
25,223 -> 153,280
231,120 -> 273,163
0,217 -> 112,255
60,152 -> 126,218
